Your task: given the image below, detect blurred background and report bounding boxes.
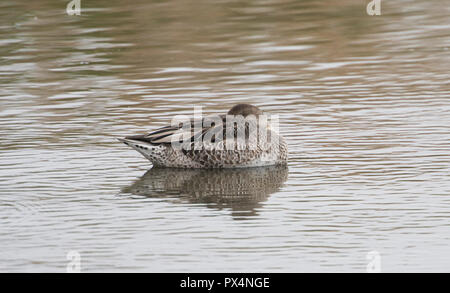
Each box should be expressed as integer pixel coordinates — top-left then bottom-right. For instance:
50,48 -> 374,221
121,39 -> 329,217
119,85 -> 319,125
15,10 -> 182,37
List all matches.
0,0 -> 449,272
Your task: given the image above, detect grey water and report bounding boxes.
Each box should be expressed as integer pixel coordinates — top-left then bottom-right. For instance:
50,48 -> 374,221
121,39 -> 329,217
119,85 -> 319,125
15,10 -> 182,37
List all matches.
0,0 -> 449,272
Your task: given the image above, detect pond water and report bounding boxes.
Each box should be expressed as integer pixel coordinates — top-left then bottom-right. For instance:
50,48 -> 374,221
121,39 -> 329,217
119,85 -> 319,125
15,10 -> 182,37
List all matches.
0,0 -> 449,272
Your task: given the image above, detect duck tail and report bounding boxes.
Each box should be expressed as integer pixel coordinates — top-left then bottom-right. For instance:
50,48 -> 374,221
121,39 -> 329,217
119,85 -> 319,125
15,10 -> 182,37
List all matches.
117,137 -> 166,164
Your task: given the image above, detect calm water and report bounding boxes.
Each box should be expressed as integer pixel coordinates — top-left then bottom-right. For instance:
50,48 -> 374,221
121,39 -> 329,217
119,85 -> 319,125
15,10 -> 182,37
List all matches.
1,0 -> 449,272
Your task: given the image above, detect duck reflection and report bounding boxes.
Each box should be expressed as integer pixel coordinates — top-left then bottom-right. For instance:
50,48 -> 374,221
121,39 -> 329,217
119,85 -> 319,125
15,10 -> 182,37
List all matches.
121,165 -> 288,219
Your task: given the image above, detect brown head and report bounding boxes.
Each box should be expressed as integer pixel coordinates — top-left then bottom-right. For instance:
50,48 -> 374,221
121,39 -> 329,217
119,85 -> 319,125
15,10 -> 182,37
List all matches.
227,104 -> 263,116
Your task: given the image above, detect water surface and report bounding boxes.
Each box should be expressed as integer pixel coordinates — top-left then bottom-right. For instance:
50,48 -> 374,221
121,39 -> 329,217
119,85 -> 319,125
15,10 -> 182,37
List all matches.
1,0 -> 449,272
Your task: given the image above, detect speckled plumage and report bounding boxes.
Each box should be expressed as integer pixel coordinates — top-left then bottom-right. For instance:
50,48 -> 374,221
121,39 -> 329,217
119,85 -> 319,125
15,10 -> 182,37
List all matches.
119,104 -> 288,168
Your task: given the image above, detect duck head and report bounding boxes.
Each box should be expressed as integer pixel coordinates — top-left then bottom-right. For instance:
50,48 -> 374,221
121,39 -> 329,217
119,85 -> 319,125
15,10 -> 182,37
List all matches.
227,104 -> 263,117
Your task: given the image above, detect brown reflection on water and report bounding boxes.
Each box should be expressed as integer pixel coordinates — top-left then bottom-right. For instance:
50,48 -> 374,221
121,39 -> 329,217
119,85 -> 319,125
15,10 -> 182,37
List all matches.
121,165 -> 289,220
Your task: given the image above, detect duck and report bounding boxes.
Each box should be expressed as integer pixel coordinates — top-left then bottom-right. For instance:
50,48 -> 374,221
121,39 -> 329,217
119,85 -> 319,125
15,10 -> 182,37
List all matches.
118,104 -> 288,168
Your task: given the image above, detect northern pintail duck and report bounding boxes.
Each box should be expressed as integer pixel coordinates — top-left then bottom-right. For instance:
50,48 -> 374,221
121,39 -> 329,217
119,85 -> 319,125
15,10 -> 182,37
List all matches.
119,104 -> 288,168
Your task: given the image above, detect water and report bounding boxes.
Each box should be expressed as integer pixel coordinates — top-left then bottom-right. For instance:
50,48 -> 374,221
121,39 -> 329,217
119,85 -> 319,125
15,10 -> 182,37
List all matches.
1,0 -> 449,272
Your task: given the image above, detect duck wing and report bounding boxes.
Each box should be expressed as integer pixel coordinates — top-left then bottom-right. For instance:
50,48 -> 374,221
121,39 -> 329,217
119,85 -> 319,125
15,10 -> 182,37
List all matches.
125,115 -> 226,145
183,115 -> 264,167
126,114 -> 264,166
